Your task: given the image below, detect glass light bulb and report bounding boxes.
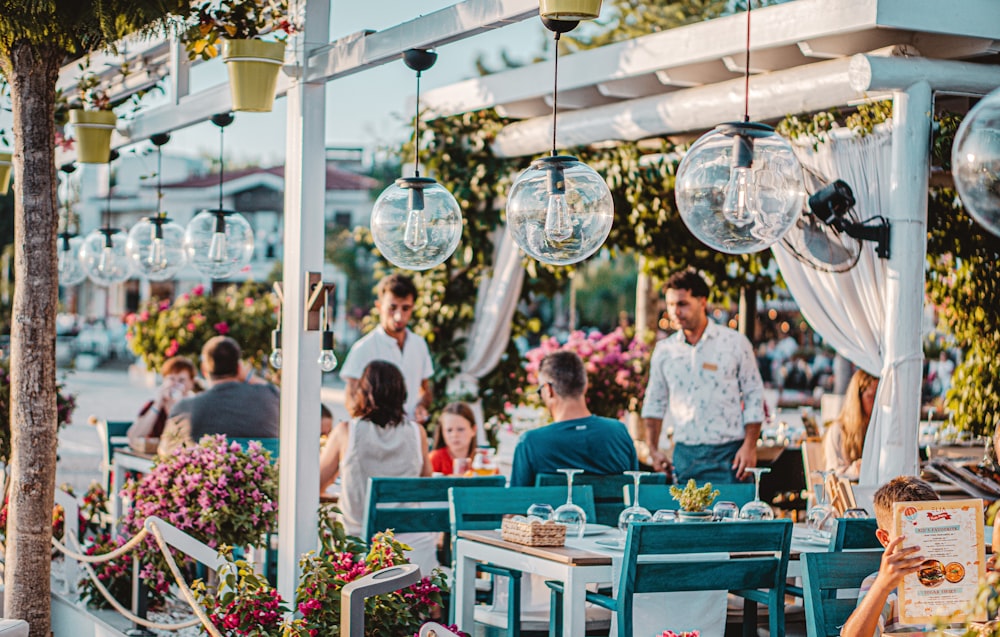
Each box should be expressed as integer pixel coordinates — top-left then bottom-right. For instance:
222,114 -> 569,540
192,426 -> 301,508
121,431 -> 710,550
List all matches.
952,87 -> 1000,237
268,349 -> 283,370
317,349 -> 338,373
722,166 -> 755,227
544,193 -> 573,242
208,231 -> 227,262
98,246 -> 114,273
81,228 -> 132,285
403,208 -> 429,251
147,237 -> 166,269
57,236 -> 88,287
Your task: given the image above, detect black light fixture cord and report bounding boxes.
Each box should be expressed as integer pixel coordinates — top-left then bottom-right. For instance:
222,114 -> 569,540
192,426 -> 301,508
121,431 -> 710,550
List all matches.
157,143 -> 163,217
551,31 -> 561,156
218,124 -> 225,211
323,288 -> 331,331
743,1 -> 752,123
105,159 -> 112,231
414,70 -> 422,178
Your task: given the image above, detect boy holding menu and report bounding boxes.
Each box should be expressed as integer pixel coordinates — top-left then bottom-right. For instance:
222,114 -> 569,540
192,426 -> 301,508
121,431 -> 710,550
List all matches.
841,476 -> 938,637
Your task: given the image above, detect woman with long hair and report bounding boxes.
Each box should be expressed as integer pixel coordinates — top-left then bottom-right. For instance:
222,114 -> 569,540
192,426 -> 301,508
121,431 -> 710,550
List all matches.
823,369 -> 879,479
429,402 -> 477,475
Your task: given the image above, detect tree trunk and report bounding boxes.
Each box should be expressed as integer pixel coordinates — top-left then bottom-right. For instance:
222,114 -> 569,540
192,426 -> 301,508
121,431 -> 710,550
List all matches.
0,40 -> 63,637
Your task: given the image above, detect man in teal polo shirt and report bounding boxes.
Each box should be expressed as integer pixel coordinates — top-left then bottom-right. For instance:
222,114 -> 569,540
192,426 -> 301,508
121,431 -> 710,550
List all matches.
510,350 -> 638,487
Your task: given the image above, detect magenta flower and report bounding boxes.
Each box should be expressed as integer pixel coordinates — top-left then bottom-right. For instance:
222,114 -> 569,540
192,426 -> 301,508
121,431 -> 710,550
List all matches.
214,321 -> 229,335
192,284 -> 205,296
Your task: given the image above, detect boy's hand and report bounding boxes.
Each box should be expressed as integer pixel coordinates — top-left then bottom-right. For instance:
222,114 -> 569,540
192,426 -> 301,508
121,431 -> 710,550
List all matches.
875,536 -> 925,591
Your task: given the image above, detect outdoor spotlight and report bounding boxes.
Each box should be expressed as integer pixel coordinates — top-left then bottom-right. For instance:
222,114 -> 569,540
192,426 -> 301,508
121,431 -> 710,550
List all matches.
807,179 -> 891,259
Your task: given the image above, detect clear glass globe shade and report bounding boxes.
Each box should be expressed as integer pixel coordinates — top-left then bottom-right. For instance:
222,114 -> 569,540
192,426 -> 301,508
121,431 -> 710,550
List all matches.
507,156 -> 614,266
952,88 -> 1000,237
268,349 -> 283,370
126,217 -> 187,281
79,228 -> 133,286
370,178 -> 463,271
57,235 -> 88,287
184,210 -> 255,279
675,123 -> 805,254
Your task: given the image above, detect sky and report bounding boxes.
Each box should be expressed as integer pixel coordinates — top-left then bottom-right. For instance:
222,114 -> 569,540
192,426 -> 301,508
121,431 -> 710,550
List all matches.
166,1 -> 546,168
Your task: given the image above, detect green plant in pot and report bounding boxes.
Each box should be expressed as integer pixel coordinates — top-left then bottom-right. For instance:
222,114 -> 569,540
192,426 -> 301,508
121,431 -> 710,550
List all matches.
184,0 -> 293,112
68,68 -> 116,164
669,479 -> 720,522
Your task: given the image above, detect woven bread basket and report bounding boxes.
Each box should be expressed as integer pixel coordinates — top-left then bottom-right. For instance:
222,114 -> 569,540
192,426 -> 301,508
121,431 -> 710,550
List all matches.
501,517 -> 567,546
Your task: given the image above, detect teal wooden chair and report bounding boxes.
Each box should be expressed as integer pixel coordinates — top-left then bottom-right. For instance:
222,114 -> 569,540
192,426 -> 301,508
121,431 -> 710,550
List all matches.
229,437 -> 280,461
449,486 -> 597,637
535,473 -> 666,526
801,551 -> 883,637
97,419 -> 133,492
833,517 -> 881,550
546,519 -> 793,637
363,476 -> 505,543
624,482 -> 755,510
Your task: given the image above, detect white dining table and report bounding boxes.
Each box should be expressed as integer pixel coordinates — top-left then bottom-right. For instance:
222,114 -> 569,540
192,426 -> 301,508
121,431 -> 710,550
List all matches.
109,447 -> 156,531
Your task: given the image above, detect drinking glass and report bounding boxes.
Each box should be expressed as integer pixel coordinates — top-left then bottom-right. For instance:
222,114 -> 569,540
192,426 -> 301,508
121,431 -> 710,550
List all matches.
527,503 -> 554,522
712,500 -> 739,522
651,509 -> 677,523
804,471 -> 836,541
552,468 -> 588,538
739,467 -> 775,520
617,471 -> 652,537
844,508 -> 870,519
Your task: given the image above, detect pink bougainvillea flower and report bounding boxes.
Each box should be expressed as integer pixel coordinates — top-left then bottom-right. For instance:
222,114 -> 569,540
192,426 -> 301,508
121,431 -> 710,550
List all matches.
214,322 -> 229,335
192,284 -> 205,296
165,339 -> 179,357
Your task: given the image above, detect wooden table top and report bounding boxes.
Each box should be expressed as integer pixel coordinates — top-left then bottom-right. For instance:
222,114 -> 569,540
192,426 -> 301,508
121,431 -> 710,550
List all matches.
457,530 -> 614,566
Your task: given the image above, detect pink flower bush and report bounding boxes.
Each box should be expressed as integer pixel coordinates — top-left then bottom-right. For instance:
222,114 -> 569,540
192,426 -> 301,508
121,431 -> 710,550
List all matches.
524,328 -> 651,418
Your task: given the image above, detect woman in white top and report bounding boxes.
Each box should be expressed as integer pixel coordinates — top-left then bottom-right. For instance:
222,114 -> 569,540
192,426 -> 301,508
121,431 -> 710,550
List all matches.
319,360 -> 434,568
823,369 -> 879,480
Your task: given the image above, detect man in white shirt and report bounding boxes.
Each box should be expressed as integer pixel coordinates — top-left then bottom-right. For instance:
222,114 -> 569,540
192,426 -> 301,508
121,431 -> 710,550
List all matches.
641,269 -> 765,483
339,273 -> 433,423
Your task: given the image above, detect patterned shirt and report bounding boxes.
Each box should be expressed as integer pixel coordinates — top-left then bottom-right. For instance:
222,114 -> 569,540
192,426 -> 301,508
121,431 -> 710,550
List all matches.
856,573 -> 941,636
640,321 -> 764,446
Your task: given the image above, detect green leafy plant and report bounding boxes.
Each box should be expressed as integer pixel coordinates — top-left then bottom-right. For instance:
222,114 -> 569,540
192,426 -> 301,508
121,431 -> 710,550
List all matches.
184,0 -> 294,60
669,479 -> 720,512
0,359 -> 76,462
126,282 -> 278,372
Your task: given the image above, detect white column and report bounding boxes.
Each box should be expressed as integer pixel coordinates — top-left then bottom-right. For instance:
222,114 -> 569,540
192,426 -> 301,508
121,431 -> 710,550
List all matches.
277,0 -> 329,602
871,81 -> 931,484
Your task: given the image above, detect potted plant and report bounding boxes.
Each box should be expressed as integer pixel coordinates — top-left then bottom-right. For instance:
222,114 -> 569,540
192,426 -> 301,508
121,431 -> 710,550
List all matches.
68,68 -> 117,164
184,0 -> 294,112
669,479 -> 720,522
539,0 -> 603,20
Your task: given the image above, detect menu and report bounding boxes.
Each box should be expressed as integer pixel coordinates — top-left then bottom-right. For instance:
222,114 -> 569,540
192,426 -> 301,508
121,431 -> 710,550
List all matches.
893,498 -> 985,625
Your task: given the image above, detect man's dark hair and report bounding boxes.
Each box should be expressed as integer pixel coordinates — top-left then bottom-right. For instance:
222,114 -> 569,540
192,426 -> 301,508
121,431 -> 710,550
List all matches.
201,336 -> 241,380
666,268 -> 710,299
350,360 -> 407,427
378,273 -> 418,301
539,350 -> 587,398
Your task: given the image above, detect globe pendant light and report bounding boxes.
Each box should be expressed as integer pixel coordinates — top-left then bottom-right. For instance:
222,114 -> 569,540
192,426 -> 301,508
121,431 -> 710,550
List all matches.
506,18 -> 614,266
674,2 -> 804,254
370,49 -> 462,271
80,150 -> 133,286
127,133 -> 188,280
952,88 -> 1000,237
57,164 -> 88,287
184,113 -> 254,279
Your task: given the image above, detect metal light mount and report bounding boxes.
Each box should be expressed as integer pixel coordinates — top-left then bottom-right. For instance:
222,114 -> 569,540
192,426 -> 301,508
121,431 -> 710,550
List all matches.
808,179 -> 891,259
541,17 -> 581,34
304,272 -> 337,331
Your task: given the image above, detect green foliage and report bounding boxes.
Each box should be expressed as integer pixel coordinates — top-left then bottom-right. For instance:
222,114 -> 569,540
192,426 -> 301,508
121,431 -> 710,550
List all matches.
0,358 -> 75,462
184,0 -> 292,60
194,555 -> 304,637
669,479 -> 720,512
125,282 -> 278,372
574,258 -> 638,331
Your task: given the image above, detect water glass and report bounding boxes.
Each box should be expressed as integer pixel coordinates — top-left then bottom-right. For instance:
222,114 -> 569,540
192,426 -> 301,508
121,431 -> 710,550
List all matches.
527,503 -> 554,522
552,469 -> 588,538
452,457 -> 470,476
844,508 -> 870,519
712,501 -> 739,522
651,509 -> 677,523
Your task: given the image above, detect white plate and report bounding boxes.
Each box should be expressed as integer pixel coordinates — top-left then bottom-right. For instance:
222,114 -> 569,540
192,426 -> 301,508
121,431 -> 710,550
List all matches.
581,523 -> 614,536
797,535 -> 832,547
594,538 -> 625,549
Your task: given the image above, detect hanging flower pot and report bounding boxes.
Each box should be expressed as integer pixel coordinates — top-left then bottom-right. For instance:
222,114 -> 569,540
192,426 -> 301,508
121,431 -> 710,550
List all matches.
0,152 -> 11,195
69,110 -> 117,164
539,0 -> 603,20
222,39 -> 286,113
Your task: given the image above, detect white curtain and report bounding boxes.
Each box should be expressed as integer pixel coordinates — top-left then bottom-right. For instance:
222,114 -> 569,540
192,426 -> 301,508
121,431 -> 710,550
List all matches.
773,124 -> 920,485
446,229 -> 525,441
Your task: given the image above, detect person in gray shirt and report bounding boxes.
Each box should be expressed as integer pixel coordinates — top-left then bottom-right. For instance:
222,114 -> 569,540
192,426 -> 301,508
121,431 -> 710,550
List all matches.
158,336 -> 279,456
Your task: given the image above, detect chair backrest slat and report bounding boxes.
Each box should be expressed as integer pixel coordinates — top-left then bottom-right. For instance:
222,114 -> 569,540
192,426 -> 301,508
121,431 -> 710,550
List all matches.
536,473 -> 666,526
229,437 -> 280,460
364,476 -> 505,541
802,550 -> 883,637
634,557 -> 781,594
833,517 -> 881,550
625,483 -> 755,509
449,486 -> 596,534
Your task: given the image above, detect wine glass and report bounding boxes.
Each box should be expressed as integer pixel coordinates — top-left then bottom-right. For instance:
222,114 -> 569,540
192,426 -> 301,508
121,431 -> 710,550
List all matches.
804,471 -> 836,541
552,468 -> 588,538
844,508 -> 870,519
617,471 -> 652,537
527,503 -> 554,522
739,467 -> 775,520
651,509 -> 677,523
712,500 -> 739,522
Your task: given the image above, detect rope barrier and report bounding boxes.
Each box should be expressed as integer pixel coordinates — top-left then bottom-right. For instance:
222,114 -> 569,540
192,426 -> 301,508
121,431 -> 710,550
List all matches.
51,528 -> 150,563
147,522 -> 224,637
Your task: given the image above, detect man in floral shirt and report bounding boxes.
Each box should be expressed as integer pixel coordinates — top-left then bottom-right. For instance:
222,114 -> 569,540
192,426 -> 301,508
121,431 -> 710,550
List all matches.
641,269 -> 764,483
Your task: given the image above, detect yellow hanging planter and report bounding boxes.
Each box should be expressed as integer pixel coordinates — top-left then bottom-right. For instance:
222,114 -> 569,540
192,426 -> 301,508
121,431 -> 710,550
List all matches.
222,39 -> 286,113
69,110 -> 117,164
539,0 -> 603,20
0,152 -> 11,195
